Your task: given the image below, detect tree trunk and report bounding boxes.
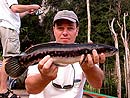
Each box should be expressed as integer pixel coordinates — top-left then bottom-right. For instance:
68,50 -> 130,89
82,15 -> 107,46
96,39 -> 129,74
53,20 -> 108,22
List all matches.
109,18 -> 121,98
121,13 -> 130,98
86,0 -> 91,42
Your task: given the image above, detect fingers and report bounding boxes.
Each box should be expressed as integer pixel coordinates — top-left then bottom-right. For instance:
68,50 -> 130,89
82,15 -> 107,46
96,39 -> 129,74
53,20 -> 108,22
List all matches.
38,55 -> 51,69
91,49 -> 105,64
28,5 -> 41,14
86,54 -> 94,68
80,49 -> 106,69
38,55 -> 57,71
99,53 -> 106,64
44,58 -> 53,69
38,55 -> 58,80
80,54 -> 86,65
92,49 -> 99,64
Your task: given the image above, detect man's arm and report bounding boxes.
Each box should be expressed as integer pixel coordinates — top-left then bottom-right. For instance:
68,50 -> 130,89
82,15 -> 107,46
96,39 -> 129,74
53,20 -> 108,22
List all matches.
25,55 -> 58,94
80,49 -> 105,89
10,4 -> 40,17
25,73 -> 51,94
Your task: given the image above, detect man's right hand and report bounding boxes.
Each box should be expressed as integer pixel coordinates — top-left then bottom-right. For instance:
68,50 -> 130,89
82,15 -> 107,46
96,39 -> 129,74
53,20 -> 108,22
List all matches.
38,55 -> 58,81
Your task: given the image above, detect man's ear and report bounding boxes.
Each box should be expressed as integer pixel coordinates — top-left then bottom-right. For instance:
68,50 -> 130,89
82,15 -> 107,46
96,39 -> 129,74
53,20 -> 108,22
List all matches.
53,26 -> 55,31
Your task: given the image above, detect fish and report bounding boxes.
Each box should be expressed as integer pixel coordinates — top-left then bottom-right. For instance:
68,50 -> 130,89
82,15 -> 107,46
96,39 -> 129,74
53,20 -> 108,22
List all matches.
5,42 -> 118,78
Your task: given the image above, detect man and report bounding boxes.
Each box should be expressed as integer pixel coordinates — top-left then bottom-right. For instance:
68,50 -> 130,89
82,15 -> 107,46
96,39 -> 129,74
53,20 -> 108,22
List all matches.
0,0 -> 40,96
25,10 -> 105,98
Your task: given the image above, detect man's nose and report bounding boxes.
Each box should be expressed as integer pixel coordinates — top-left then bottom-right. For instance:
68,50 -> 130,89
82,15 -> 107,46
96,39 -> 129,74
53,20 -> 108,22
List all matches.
62,29 -> 68,35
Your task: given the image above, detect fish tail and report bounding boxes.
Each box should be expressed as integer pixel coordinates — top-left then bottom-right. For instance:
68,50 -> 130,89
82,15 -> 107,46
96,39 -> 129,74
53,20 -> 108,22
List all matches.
5,56 -> 27,78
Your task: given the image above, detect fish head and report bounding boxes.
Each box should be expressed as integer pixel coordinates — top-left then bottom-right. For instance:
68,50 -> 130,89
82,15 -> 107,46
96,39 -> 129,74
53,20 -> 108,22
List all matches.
98,45 -> 118,57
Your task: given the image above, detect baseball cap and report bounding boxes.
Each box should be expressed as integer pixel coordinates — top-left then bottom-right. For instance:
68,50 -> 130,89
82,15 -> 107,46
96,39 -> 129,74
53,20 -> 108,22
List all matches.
53,10 -> 79,24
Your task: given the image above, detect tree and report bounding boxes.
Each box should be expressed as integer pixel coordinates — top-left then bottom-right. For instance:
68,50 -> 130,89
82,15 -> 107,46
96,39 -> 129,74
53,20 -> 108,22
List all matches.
86,0 -> 91,42
120,13 -> 130,98
109,18 -> 121,98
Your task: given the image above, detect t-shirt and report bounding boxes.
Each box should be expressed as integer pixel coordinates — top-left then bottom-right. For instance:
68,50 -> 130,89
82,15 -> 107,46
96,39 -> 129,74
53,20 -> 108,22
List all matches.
0,0 -> 20,33
28,62 -> 86,98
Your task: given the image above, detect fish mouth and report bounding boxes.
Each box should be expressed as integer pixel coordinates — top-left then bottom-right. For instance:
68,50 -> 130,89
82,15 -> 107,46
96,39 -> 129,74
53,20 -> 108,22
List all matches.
106,48 -> 118,57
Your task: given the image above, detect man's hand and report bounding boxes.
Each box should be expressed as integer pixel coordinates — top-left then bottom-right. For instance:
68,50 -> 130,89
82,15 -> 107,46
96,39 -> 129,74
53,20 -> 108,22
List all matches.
38,55 -> 58,81
80,49 -> 106,70
80,49 -> 105,88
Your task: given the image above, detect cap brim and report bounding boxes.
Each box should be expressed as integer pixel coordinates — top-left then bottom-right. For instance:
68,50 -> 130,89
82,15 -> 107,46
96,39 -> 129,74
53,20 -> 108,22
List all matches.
54,17 -> 76,23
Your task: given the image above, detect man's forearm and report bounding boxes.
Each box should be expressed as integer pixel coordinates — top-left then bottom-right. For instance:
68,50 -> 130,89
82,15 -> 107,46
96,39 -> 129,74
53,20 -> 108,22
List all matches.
10,4 -> 40,13
82,64 -> 104,89
25,74 -> 51,94
19,11 -> 29,18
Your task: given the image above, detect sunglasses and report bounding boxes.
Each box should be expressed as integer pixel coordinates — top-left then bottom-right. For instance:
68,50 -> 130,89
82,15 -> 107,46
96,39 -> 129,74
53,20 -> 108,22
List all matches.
52,64 -> 75,89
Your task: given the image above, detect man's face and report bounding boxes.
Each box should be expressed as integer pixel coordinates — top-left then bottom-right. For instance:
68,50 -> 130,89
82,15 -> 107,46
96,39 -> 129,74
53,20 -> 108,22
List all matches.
53,19 -> 79,44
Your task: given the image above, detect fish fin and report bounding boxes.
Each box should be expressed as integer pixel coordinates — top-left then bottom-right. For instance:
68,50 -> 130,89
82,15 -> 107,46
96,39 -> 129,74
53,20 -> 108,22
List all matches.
5,57 -> 27,78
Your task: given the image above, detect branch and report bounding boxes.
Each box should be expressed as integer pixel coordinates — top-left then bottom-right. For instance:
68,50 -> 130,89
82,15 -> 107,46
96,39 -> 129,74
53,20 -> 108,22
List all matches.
86,0 -> 91,42
117,21 -> 124,45
108,18 -> 117,41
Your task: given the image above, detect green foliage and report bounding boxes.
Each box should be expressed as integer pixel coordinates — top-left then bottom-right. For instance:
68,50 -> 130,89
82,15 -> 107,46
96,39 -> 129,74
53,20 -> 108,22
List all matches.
84,82 -> 100,93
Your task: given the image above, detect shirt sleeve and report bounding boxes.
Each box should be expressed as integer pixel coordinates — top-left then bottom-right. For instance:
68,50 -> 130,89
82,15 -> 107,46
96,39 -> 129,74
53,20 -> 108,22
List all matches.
6,0 -> 18,7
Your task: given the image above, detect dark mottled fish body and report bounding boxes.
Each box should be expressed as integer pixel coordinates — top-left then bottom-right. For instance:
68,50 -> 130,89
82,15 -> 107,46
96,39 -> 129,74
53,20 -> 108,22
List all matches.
5,43 -> 118,77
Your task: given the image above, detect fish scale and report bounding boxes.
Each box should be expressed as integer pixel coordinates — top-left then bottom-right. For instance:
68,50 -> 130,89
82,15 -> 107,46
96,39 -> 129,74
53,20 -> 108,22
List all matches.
5,42 -> 118,78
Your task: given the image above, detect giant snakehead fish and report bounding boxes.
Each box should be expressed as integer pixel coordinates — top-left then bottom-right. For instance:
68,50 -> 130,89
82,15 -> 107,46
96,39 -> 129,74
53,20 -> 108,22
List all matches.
5,42 -> 118,78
